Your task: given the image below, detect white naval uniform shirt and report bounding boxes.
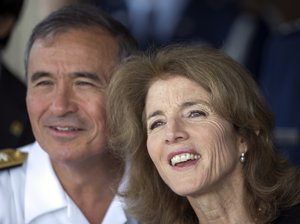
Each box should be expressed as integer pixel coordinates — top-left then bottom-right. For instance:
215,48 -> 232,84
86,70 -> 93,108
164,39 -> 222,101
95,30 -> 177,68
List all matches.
0,142 -> 138,224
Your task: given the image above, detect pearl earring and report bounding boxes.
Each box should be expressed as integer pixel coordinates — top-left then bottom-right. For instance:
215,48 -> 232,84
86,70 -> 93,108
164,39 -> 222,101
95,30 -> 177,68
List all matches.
240,152 -> 246,163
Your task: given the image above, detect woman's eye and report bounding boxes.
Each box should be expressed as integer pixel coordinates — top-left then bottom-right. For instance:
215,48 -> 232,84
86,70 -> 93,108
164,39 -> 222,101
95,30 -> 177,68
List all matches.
189,110 -> 207,118
149,120 -> 165,130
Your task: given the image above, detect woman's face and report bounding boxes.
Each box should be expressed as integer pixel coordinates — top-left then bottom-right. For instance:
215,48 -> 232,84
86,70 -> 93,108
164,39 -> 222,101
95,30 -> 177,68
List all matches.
145,75 -> 246,197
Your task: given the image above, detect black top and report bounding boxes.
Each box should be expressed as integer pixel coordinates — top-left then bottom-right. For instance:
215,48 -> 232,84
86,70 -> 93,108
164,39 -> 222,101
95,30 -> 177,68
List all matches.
273,204 -> 300,224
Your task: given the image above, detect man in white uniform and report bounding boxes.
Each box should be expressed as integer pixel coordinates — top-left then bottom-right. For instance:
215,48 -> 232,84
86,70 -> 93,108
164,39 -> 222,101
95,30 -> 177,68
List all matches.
0,4 -> 138,224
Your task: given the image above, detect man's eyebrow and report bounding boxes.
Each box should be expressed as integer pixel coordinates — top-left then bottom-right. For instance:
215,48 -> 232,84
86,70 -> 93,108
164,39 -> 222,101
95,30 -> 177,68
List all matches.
30,71 -> 102,83
70,72 -> 101,82
30,71 -> 51,83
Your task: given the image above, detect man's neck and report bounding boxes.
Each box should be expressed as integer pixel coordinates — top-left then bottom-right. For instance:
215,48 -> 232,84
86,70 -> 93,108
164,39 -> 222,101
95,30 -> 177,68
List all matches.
51,151 -> 124,224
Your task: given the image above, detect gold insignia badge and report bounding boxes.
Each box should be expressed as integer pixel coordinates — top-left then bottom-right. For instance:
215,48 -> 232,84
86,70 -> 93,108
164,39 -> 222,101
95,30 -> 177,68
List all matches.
0,149 -> 28,170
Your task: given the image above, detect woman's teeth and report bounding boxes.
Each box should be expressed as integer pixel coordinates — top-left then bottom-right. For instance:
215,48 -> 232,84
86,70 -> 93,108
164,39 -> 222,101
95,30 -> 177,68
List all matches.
170,153 -> 201,166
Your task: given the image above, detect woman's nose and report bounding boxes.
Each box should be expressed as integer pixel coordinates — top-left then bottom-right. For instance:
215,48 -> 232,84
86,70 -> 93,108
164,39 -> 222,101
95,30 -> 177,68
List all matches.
165,119 -> 188,144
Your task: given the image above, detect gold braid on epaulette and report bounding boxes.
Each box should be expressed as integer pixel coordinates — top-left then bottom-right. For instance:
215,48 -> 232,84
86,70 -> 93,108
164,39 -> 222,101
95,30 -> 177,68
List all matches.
0,149 -> 28,170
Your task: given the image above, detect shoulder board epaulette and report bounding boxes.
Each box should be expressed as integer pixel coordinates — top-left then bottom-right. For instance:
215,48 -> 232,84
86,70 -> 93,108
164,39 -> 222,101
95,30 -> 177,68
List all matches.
0,149 -> 28,170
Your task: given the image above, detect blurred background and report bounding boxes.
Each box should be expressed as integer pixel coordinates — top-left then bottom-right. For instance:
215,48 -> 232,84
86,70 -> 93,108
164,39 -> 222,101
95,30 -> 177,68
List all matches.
1,0 -> 300,165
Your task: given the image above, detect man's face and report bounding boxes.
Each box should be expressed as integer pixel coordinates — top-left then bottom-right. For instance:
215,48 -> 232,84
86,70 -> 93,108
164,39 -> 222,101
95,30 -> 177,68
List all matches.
26,28 -> 119,163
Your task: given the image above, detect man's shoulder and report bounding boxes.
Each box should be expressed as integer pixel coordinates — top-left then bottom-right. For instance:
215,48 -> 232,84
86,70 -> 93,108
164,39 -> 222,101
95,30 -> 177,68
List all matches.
0,148 -> 28,213
0,142 -> 36,179
0,142 -> 38,224
0,148 -> 28,170
0,141 -> 37,168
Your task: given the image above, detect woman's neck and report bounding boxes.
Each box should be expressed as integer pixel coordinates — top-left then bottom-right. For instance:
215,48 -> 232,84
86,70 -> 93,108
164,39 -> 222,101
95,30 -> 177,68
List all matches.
187,172 -> 255,224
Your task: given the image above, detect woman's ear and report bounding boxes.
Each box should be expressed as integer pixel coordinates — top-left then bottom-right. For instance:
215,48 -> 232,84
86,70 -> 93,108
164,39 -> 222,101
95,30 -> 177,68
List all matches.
237,135 -> 248,154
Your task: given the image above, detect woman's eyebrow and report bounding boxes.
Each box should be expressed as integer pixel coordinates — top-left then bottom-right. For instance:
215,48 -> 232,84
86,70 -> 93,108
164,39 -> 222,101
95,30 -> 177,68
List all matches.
181,100 -> 210,109
146,101 -> 211,121
146,110 -> 163,121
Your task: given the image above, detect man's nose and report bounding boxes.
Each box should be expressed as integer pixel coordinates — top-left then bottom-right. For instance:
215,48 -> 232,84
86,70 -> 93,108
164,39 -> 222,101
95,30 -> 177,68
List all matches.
50,86 -> 77,116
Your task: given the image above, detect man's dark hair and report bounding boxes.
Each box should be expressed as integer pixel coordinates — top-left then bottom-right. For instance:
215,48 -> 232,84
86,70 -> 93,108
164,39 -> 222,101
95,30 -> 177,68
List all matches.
24,3 -> 138,74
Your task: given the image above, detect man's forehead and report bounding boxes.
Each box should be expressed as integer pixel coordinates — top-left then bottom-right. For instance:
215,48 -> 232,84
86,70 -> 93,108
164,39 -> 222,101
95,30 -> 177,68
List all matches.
32,27 -> 116,46
27,29 -> 119,83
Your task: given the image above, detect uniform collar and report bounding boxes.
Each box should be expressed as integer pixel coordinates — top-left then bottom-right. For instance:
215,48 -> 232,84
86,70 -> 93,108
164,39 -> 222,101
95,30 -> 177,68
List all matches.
102,195 -> 128,224
24,142 -> 66,223
23,142 -> 132,224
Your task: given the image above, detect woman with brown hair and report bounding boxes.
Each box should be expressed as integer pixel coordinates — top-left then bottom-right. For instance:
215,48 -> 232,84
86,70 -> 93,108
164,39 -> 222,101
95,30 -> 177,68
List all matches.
107,44 -> 300,223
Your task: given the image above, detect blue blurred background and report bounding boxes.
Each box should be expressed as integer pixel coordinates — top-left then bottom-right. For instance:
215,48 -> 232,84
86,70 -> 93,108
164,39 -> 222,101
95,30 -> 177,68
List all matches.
1,0 -> 300,165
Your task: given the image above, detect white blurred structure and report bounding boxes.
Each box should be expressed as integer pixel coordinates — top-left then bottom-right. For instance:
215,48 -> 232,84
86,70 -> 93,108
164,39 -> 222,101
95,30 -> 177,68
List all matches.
2,0 -> 84,83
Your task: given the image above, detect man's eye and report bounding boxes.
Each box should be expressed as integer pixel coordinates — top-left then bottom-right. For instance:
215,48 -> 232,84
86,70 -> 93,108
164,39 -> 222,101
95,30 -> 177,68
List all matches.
189,110 -> 207,118
149,120 -> 165,130
35,80 -> 53,86
75,81 -> 95,87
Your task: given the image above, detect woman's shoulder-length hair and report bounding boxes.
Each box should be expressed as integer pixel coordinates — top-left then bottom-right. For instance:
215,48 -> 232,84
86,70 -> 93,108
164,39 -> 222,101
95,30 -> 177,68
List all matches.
107,44 -> 300,223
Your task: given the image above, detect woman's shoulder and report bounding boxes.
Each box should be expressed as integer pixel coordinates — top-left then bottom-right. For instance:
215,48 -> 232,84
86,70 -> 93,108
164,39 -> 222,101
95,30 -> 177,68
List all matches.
273,203 -> 300,224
